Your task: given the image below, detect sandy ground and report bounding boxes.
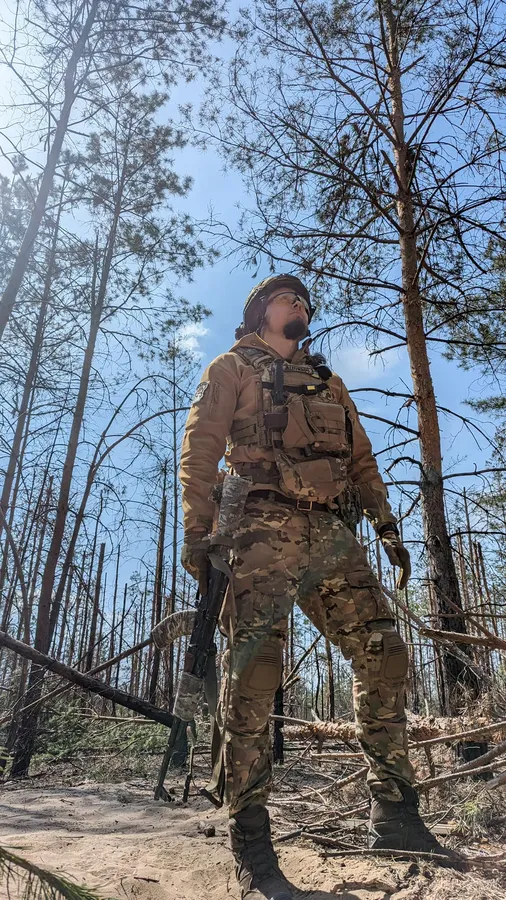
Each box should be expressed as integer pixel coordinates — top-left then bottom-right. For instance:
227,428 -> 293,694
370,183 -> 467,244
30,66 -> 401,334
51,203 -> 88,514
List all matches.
1,777 -> 505,900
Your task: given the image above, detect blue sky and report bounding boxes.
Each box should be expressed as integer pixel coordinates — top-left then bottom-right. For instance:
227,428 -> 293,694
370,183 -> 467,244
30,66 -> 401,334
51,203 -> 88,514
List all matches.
0,0 -> 496,502
168,131 -> 497,516
0,1 -> 500,603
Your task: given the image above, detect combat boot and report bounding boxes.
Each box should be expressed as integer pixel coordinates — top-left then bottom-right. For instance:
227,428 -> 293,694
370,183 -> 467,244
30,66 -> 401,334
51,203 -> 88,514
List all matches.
368,783 -> 461,864
228,804 -> 293,899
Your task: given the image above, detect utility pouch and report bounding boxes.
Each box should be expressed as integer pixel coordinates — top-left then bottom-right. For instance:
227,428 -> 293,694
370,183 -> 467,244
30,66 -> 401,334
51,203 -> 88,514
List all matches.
274,450 -> 348,503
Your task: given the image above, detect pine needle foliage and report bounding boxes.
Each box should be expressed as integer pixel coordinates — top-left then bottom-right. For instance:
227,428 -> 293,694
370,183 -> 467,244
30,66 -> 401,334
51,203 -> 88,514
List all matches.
0,846 -> 112,900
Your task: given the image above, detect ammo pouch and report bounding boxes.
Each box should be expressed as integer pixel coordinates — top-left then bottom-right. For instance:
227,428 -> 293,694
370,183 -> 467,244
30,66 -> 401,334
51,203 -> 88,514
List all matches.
282,396 -> 350,454
273,395 -> 352,503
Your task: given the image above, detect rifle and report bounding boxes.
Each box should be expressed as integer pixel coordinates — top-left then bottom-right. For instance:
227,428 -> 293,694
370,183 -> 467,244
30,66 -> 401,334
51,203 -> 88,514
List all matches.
154,473 -> 250,801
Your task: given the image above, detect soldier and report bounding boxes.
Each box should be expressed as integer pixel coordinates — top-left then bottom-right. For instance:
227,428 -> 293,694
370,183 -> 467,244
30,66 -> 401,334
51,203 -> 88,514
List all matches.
179,275 -> 456,900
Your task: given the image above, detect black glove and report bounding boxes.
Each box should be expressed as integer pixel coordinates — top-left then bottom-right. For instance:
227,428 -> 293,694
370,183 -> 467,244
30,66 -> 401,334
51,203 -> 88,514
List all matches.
380,530 -> 411,590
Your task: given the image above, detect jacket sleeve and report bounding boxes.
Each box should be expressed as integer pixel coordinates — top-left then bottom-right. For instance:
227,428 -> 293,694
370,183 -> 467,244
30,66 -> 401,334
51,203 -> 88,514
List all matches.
179,355 -> 241,536
336,378 -> 397,532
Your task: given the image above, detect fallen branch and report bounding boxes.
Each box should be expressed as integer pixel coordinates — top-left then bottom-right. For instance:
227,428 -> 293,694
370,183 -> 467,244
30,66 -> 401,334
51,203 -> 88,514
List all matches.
305,833 -> 356,850
309,752 -> 363,761
0,631 -> 173,728
74,715 -> 155,724
381,584 -> 490,686
412,719 -> 506,749
417,761 -> 506,792
273,801 -> 370,842
320,848 -> 467,867
338,802 -> 369,818
274,828 -> 306,844
420,627 -> 506,652
322,848 -> 506,870
1,609 -> 193,727
451,739 -> 506,773
486,771 -> 506,789
271,714 -> 325,728
298,766 -> 368,799
414,739 -> 506,793
273,739 -> 314,787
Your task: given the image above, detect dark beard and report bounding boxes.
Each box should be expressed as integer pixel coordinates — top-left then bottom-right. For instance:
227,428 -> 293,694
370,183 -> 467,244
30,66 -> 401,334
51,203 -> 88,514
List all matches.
283,317 -> 308,341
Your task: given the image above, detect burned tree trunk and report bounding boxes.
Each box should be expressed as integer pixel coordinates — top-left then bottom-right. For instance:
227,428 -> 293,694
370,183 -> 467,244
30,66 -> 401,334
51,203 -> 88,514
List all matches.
148,470 -> 167,703
273,681 -> 284,764
84,542 -> 106,673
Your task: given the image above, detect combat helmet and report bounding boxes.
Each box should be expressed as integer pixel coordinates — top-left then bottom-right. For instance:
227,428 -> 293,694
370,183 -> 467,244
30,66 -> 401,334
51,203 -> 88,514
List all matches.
235,274 -> 313,339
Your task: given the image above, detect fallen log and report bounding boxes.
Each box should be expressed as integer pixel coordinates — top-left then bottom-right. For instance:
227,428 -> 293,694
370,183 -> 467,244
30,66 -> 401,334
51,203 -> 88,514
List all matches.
0,610 -> 197,727
0,631 -> 173,728
0,636 -> 153,728
0,637 -> 154,728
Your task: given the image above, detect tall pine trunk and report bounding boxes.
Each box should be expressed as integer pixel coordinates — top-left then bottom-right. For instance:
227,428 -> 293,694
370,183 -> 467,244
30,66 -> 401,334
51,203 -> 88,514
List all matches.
384,0 -> 478,710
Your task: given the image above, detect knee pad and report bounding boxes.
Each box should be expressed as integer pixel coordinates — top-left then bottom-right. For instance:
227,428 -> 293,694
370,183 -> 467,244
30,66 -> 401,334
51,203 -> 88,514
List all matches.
366,622 -> 408,686
235,638 -> 283,701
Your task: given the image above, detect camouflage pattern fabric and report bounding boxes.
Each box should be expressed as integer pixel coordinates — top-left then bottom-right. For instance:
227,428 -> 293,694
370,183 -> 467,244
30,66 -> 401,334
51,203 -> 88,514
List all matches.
209,496 -> 414,815
151,609 -> 196,649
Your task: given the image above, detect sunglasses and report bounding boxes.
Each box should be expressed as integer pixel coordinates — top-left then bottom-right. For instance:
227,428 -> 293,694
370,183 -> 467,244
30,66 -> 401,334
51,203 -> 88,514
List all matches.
268,292 -> 310,314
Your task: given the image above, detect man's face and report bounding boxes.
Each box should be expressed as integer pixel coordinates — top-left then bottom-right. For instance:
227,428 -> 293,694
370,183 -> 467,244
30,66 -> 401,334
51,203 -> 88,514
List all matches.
262,289 -> 310,340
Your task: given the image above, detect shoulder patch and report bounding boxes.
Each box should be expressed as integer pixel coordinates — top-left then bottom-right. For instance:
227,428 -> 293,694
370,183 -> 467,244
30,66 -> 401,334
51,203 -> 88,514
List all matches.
192,381 -> 209,404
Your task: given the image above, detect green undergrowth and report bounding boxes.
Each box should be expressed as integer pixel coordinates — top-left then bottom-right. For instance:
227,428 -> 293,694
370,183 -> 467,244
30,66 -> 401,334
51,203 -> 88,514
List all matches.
455,792 -> 506,840
25,701 -> 212,782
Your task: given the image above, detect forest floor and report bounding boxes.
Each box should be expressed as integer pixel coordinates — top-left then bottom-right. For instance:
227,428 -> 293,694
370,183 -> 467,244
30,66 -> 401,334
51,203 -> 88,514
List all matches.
2,745 -> 506,900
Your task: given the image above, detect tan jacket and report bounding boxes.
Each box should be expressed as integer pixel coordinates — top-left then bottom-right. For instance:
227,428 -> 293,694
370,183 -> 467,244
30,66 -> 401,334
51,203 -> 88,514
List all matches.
179,333 -> 396,535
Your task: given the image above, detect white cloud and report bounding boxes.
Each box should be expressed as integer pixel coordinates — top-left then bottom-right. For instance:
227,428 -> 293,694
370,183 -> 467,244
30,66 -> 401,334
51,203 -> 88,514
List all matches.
330,343 -> 402,387
176,322 -> 209,359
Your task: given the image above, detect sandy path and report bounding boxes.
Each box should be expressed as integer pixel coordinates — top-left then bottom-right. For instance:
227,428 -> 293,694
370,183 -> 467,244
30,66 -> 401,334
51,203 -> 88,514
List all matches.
0,780 -> 501,900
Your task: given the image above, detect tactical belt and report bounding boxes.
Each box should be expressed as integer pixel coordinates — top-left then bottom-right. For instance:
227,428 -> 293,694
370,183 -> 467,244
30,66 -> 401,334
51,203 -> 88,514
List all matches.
247,489 -> 330,513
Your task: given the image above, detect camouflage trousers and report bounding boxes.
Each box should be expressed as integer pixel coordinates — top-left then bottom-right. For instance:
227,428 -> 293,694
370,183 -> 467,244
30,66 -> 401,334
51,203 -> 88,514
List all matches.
207,496 -> 415,815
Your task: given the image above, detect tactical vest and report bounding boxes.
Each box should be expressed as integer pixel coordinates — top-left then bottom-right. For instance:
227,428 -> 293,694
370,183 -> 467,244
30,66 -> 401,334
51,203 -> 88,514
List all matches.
228,346 -> 355,506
